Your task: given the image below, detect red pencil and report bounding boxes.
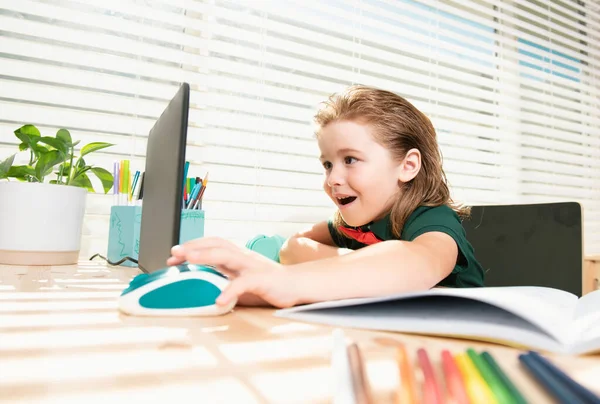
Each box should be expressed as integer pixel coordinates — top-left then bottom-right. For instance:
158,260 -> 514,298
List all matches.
417,348 -> 443,404
441,350 -> 470,404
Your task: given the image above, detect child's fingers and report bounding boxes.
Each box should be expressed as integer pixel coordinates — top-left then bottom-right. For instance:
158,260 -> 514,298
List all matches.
176,237 -> 237,253
216,277 -> 253,306
186,247 -> 248,272
166,256 -> 186,266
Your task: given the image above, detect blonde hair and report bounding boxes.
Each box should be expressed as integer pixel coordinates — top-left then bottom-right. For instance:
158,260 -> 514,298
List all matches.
314,85 -> 469,238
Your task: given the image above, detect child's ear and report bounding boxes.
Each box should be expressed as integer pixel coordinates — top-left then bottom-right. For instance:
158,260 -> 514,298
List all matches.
397,148 -> 421,182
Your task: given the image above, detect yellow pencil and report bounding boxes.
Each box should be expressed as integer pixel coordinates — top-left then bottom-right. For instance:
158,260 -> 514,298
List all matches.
455,352 -> 498,404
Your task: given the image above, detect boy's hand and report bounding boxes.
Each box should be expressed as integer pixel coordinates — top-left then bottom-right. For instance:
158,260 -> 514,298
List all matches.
167,237 -> 299,309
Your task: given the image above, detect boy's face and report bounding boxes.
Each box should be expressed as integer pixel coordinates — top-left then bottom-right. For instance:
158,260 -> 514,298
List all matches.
318,120 -> 402,227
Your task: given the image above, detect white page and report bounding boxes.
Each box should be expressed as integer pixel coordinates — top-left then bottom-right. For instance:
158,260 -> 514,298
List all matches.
278,295 -> 567,353
571,290 -> 600,353
278,286 -> 578,344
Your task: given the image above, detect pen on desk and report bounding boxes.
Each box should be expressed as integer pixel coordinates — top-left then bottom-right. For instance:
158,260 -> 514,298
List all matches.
480,351 -> 527,404
441,350 -> 469,404
396,342 -> 417,404
347,342 -> 373,404
518,352 -> 580,404
520,351 -> 600,404
467,349 -> 513,404
417,348 -> 442,404
455,352 -> 497,404
528,351 -> 600,403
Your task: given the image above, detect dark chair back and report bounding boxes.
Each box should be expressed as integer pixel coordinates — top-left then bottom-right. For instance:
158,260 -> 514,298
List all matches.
462,202 -> 583,296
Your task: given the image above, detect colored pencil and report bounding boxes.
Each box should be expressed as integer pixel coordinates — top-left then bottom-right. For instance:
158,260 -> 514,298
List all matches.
455,352 -> 498,404
112,161 -> 119,206
395,343 -> 417,404
417,348 -> 442,404
347,342 -> 373,404
522,351 -> 600,403
441,350 -> 470,404
197,171 -> 209,200
519,352 -> 581,403
122,159 -> 130,204
182,161 -> 189,200
467,349 -> 513,404
481,352 -> 528,404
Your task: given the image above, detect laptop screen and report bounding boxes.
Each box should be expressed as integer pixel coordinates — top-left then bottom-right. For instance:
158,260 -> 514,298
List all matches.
137,83 -> 189,273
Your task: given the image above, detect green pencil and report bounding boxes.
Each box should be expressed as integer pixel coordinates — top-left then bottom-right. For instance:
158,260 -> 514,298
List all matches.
481,351 -> 528,404
467,349 -> 513,404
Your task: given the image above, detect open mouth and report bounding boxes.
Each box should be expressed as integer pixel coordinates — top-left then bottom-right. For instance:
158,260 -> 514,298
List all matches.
337,196 -> 357,206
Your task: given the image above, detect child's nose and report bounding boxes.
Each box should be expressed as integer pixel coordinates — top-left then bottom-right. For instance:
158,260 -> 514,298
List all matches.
327,166 -> 345,187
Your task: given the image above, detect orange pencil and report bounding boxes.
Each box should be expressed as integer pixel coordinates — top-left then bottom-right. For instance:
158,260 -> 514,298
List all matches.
396,343 -> 417,404
417,348 -> 443,404
197,171 -> 210,201
441,350 -> 470,404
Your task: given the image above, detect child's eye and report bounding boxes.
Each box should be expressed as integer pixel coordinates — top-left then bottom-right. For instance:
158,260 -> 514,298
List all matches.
322,161 -> 332,170
344,156 -> 357,165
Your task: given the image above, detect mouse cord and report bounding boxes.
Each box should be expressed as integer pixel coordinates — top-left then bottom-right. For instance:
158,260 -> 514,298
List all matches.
89,253 -> 139,266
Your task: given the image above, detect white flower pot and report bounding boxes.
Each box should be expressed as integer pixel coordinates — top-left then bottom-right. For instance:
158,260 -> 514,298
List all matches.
0,181 -> 87,265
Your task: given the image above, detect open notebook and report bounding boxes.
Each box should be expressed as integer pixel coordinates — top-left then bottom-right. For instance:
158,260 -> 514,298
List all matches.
275,286 -> 600,355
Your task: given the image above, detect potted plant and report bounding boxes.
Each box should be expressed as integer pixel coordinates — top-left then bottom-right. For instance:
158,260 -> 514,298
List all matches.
0,124 -> 114,266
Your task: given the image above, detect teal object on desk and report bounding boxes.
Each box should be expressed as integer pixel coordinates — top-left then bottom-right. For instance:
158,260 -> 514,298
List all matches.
246,234 -> 286,262
107,206 -> 205,267
118,263 -> 235,316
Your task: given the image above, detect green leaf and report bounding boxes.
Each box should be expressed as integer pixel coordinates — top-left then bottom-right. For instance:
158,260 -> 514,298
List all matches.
18,142 -> 28,152
90,166 -> 114,194
71,165 -> 91,180
39,136 -> 68,155
56,129 -> 72,146
77,158 -> 86,168
70,172 -> 93,192
8,165 -> 36,181
0,154 -> 16,179
56,162 -> 71,176
14,125 -> 41,148
35,150 -> 63,182
80,142 -> 114,157
14,124 -> 41,139
72,140 -> 81,147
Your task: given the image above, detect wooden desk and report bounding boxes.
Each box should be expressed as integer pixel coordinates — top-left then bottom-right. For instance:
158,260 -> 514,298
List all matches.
1,263 -> 599,403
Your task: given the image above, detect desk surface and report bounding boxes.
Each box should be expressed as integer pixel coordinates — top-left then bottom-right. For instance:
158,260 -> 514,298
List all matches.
1,262 -> 600,404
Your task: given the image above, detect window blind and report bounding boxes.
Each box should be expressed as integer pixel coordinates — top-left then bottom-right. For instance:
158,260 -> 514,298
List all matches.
0,0 -> 598,258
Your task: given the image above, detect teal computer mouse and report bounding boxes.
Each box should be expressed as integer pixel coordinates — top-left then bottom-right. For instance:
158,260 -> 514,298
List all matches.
118,264 -> 236,316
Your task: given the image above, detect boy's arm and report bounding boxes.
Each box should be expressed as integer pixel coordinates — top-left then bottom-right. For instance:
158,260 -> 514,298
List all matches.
279,221 -> 353,264
288,231 -> 457,305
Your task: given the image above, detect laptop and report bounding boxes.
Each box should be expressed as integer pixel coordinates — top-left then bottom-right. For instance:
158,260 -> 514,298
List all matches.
137,82 -> 190,274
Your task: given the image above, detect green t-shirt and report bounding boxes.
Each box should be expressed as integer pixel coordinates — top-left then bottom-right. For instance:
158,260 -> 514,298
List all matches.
327,205 -> 485,288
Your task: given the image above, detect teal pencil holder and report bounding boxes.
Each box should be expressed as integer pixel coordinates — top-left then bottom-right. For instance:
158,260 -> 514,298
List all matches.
107,206 -> 205,267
